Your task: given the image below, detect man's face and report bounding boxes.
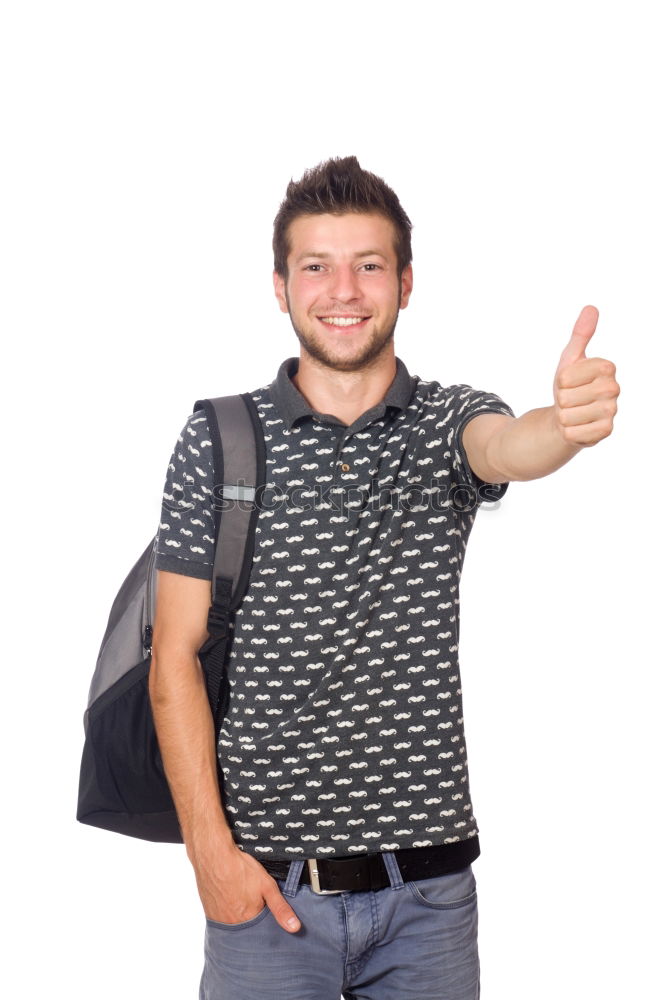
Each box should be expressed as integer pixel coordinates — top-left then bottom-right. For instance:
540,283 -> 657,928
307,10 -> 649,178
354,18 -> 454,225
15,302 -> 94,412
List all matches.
273,212 -> 413,372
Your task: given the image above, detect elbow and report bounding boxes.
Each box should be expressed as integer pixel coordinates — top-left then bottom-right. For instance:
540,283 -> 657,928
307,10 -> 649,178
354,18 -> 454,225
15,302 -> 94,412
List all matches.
148,647 -> 203,704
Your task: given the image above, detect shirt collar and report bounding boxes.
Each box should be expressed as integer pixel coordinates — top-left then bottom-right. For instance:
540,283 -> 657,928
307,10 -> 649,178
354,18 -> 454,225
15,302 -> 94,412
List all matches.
269,355 -> 418,430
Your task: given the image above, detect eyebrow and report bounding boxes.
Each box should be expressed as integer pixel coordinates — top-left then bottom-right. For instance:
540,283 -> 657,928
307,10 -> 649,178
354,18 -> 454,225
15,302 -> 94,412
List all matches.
294,249 -> 388,263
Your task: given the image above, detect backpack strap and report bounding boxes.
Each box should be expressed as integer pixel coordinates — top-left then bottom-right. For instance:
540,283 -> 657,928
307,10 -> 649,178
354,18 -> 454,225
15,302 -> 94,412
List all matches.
192,392 -> 265,726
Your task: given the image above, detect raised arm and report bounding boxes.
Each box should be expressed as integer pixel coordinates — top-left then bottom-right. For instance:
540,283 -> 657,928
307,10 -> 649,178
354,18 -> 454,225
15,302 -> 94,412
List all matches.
462,305 -> 619,483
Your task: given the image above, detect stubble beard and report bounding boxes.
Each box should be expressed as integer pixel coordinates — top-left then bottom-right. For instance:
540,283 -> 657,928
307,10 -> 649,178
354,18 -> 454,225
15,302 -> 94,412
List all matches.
284,285 -> 402,374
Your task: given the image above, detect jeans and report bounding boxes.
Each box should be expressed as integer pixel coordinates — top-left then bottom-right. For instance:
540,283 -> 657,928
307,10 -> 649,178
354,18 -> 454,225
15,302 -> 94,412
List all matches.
199,852 -> 480,999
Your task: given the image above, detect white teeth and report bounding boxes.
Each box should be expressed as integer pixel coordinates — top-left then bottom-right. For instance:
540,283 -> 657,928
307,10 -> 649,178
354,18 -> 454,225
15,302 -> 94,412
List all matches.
320,316 -> 367,327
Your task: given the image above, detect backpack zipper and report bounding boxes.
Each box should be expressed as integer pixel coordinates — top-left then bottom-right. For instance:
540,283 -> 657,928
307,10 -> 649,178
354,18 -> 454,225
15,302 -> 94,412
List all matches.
142,541 -> 157,654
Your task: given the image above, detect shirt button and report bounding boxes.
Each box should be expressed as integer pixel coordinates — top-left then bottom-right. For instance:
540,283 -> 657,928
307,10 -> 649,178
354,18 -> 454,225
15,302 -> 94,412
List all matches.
341,463 -> 351,472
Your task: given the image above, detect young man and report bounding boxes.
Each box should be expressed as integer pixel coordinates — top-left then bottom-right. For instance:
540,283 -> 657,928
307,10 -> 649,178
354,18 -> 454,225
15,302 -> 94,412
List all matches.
149,157 -> 619,1000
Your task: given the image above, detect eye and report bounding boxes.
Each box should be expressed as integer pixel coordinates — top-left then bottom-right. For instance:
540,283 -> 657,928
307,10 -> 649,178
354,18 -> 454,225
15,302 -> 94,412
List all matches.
304,264 -> 323,272
361,263 -> 381,271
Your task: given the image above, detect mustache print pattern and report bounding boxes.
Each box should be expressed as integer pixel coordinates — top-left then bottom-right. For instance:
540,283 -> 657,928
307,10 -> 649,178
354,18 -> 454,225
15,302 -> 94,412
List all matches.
155,364 -> 515,858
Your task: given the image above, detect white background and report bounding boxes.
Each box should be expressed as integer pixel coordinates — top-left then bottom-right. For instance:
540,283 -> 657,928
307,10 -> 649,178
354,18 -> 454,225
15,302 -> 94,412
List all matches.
2,1 -> 660,997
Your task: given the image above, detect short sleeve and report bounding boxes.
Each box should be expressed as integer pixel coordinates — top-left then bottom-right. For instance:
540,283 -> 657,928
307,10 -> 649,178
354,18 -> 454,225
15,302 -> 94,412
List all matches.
446,384 -> 516,507
154,410 -> 215,580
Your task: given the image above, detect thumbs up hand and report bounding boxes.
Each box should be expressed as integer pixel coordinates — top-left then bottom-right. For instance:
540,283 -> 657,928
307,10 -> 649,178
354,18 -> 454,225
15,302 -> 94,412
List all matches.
552,306 -> 620,448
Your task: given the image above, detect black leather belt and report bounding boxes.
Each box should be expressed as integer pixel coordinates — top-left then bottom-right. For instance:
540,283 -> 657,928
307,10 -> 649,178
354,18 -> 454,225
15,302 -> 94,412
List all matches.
259,837 -> 480,894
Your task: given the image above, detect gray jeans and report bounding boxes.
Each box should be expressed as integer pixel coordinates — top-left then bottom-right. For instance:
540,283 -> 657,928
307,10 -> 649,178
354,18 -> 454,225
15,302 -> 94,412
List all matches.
199,854 -> 479,1000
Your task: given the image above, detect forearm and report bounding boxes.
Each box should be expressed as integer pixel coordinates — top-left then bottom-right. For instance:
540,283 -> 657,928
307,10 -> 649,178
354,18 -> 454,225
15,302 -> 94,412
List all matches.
490,405 -> 583,482
148,650 -> 236,856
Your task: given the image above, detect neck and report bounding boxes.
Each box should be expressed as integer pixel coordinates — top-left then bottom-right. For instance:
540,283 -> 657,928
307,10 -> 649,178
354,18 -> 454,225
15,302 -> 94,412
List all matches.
292,347 -> 397,426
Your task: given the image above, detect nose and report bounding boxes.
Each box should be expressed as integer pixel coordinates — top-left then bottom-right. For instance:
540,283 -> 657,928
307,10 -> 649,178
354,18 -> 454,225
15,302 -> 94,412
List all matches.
327,264 -> 362,302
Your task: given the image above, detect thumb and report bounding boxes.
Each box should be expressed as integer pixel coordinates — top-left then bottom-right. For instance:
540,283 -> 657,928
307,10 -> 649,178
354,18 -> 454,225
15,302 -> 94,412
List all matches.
263,880 -> 301,933
556,304 -> 599,374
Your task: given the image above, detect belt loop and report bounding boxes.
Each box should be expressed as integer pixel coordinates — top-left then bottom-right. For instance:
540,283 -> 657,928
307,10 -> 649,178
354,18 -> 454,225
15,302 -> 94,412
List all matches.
282,859 -> 305,897
381,851 -> 405,890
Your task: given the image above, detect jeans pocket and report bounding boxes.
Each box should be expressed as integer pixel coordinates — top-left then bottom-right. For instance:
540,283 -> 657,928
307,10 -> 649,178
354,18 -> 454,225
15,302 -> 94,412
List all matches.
205,904 -> 270,931
405,864 -> 477,910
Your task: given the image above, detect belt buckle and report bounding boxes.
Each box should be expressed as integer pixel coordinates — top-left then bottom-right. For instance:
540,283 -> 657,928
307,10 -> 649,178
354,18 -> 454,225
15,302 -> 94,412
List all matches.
307,859 -> 345,895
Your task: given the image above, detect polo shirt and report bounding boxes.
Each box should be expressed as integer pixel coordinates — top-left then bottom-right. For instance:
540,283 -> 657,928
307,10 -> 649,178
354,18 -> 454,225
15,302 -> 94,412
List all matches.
155,355 -> 515,863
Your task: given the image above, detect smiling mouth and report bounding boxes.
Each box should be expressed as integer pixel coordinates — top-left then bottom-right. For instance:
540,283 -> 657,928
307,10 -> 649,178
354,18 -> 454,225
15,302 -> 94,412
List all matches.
317,316 -> 371,329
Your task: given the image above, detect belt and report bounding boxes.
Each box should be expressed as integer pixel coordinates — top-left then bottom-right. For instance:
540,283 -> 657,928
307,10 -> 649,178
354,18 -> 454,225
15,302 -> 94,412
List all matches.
259,837 -> 480,895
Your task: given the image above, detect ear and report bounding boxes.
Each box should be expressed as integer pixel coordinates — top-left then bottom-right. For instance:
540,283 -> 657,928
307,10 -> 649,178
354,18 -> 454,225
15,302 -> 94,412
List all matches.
273,270 -> 289,313
399,264 -> 413,309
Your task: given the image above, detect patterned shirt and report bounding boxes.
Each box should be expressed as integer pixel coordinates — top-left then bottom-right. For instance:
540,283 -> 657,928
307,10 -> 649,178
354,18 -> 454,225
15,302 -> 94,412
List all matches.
155,355 -> 515,861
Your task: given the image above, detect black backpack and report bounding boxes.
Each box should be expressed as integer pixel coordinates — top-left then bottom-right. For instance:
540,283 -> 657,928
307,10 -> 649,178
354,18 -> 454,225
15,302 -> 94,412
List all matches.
76,393 -> 265,843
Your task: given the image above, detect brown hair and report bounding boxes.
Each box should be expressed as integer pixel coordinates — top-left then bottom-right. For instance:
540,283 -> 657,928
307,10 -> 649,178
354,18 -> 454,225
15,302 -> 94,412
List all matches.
273,156 -> 413,279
